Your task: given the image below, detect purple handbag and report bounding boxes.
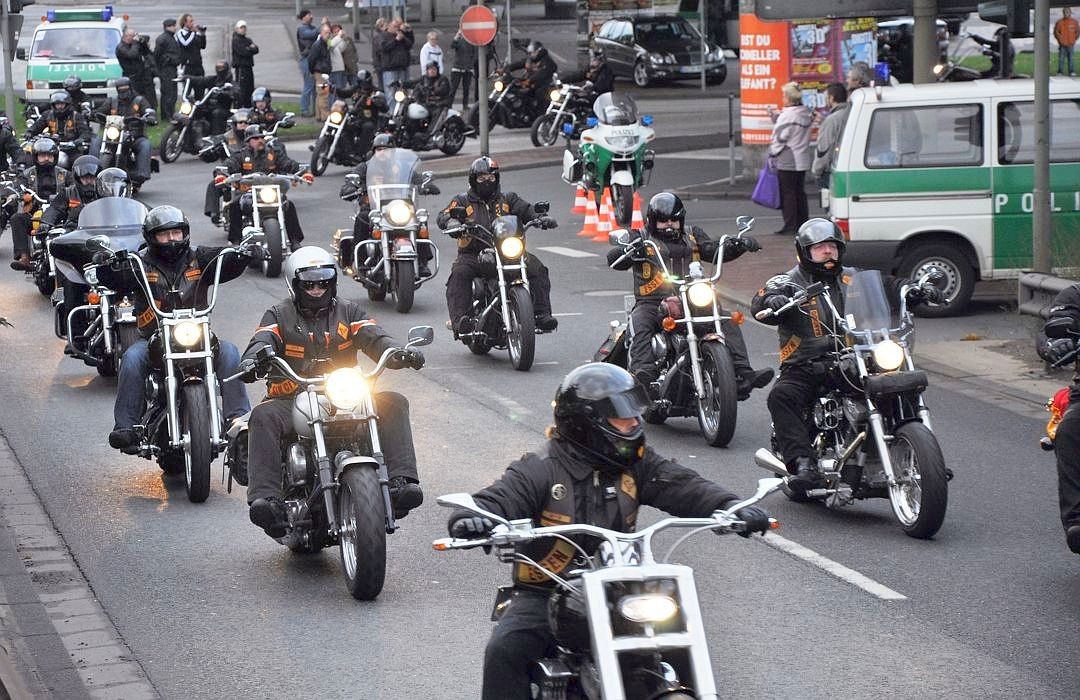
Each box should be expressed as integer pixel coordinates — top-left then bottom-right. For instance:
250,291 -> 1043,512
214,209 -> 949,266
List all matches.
751,158 -> 781,210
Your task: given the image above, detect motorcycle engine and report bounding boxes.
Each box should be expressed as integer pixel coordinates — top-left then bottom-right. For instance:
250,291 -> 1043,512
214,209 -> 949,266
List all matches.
842,397 -> 869,426
285,443 -> 308,488
813,397 -> 843,431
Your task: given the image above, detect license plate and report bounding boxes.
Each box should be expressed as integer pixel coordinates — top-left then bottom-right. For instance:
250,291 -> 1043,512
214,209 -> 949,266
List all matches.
679,66 -> 701,74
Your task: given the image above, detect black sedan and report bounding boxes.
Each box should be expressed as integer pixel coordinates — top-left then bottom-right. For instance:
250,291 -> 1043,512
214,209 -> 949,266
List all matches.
593,15 -> 727,88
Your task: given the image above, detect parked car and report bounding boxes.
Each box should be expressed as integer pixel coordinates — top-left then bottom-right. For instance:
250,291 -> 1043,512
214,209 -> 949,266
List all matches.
877,18 -> 949,83
593,14 -> 726,88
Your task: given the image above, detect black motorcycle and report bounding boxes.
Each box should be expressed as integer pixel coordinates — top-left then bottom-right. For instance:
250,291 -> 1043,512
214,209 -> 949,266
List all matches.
198,114 -> 295,165
93,112 -> 161,189
388,85 -> 466,156
159,83 -> 232,163
530,81 -> 593,147
310,97 -> 389,175
465,69 -> 557,133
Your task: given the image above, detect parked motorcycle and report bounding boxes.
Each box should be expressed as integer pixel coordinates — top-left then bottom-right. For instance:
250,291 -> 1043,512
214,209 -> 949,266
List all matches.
562,93 -> 655,227
84,234 -> 251,502
530,81 -> 593,147
443,208 -> 555,372
465,70 -> 555,133
433,475 -> 782,699
159,83 -> 232,163
49,197 -> 145,376
227,326 -> 434,599
389,85 -> 467,156
310,98 -> 388,174
753,269 -> 949,539
336,148 -> 439,313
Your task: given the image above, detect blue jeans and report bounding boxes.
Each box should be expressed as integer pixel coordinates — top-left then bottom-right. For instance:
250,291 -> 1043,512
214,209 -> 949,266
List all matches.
113,338 -> 250,431
1059,45 -> 1075,75
298,57 -> 315,115
90,135 -> 152,184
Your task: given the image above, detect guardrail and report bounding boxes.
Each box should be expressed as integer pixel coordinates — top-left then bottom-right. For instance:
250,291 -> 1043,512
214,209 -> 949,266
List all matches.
1018,272 -> 1076,318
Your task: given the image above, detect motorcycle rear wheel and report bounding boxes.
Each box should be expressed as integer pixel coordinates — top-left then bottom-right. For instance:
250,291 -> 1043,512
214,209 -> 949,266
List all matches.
507,285 -> 535,371
262,219 -> 284,278
888,422 -> 948,539
696,342 -> 738,447
310,135 -> 332,176
159,124 -> 185,163
181,383 -> 213,503
393,259 -> 415,313
338,466 -> 387,600
440,120 -> 466,155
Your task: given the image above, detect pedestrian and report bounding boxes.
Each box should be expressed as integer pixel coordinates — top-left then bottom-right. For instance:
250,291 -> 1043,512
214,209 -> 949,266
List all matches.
810,82 -> 849,211
371,17 -> 387,91
419,30 -> 443,74
154,18 -> 182,118
767,82 -> 813,236
296,9 -> 319,117
176,13 -> 207,96
232,20 -> 259,108
449,29 -> 476,110
307,22 -> 333,114
846,61 -> 873,91
378,16 -> 414,110
1055,8 -> 1079,76
116,28 -> 158,110
327,24 -> 349,96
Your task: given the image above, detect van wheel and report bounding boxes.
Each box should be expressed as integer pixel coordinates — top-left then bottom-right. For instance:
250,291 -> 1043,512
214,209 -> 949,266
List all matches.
898,242 -> 974,318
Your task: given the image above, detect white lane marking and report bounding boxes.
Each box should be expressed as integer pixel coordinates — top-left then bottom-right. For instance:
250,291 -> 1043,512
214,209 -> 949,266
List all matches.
552,312 -> 583,317
761,533 -> 908,601
536,246 -> 598,258
585,290 -> 632,297
533,361 -> 560,366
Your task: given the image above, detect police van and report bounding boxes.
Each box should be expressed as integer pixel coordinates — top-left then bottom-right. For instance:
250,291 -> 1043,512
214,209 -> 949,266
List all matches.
829,78 -> 1080,316
17,6 -> 126,105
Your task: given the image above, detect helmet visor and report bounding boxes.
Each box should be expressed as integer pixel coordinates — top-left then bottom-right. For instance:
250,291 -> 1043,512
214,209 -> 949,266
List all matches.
592,386 -> 650,419
296,266 -> 336,283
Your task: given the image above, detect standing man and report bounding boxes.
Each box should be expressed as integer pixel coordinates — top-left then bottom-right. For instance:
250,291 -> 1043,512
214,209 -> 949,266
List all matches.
116,28 -> 158,110
154,19 -> 182,118
232,20 -> 259,108
176,14 -> 207,96
810,82 -> 849,212
846,61 -> 873,91
371,17 -> 388,91
449,30 -> 476,110
1055,8 -> 1079,76
419,31 -> 443,74
296,9 -> 319,117
378,16 -> 414,110
307,23 -> 333,113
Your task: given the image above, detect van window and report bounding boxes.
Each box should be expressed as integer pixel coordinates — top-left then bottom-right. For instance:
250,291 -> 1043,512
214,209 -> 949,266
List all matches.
863,104 -> 983,169
997,99 -> 1080,165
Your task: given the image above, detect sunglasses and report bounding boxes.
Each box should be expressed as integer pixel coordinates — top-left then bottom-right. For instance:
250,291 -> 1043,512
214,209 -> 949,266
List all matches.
300,279 -> 332,291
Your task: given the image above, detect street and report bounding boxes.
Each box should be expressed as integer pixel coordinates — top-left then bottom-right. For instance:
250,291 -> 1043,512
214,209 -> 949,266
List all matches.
0,148 -> 1076,698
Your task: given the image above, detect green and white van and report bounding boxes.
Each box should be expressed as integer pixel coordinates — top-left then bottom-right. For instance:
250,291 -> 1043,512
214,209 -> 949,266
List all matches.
18,6 -> 126,104
829,78 -> 1080,316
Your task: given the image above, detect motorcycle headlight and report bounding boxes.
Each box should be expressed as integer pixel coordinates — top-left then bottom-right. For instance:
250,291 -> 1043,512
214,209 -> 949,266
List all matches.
257,187 -> 279,204
325,367 -> 368,411
872,339 -> 906,372
173,320 -> 203,348
395,89 -> 407,103
494,79 -> 505,93
932,63 -> 945,76
329,110 -> 344,124
687,282 -> 714,308
385,199 -> 414,227
179,101 -> 193,116
618,594 -> 678,623
499,236 -> 524,259
104,126 -> 121,141
548,87 -> 562,102
605,135 -> 638,149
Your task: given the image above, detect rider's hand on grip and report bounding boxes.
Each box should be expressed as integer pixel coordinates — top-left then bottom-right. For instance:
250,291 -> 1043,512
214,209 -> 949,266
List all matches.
1043,338 -> 1077,365
302,172 -> 315,184
388,348 -> 425,370
539,217 -> 557,230
738,234 -> 761,252
734,506 -> 771,538
765,295 -> 791,313
445,219 -> 463,238
450,516 -> 495,540
239,242 -> 265,260
906,284 -> 943,306
238,358 -> 261,383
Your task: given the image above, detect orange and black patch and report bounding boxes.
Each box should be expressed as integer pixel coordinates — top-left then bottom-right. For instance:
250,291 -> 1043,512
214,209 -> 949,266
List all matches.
145,271 -> 160,283
809,308 -> 822,337
184,268 -> 202,281
779,336 -> 802,362
267,379 -> 299,398
540,510 -> 572,526
284,343 -> 305,359
137,307 -> 155,328
620,473 -> 637,500
337,321 -> 349,340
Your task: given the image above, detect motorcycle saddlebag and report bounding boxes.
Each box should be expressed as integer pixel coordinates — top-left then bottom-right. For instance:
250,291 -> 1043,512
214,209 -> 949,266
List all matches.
864,370 -> 928,397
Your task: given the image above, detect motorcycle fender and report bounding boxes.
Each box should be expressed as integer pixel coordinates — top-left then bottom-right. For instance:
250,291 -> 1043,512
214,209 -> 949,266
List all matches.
392,236 -> 416,257
334,453 -> 379,481
610,168 -> 634,186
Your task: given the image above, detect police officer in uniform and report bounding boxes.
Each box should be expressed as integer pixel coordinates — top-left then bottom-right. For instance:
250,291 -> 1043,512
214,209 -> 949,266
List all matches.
240,246 -> 425,536
436,157 -> 559,334
446,362 -> 772,700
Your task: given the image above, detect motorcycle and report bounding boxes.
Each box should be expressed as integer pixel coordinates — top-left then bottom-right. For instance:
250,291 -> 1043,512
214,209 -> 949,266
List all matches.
310,97 -> 389,174
213,169 -> 312,278
595,217 -> 757,448
465,70 -> 556,134
159,83 -> 233,164
531,81 -> 593,147
336,148 -> 439,313
198,114 -> 295,165
226,326 -> 434,599
1039,317 -> 1080,451
432,475 -> 783,699
443,209 -> 555,372
389,85 -> 467,156
84,233 -> 252,502
562,93 -> 655,228
20,133 -> 87,175
49,197 -> 145,376
753,269 -> 949,539
93,111 -> 161,190
1,179 -> 50,296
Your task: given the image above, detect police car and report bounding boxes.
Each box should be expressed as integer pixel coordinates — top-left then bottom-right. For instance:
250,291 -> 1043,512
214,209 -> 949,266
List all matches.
17,6 -> 126,105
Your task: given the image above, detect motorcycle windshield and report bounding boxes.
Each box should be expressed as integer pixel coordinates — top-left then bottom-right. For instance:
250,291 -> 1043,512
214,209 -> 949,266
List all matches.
844,269 -> 894,333
492,215 -> 522,238
592,93 -> 638,126
367,148 -> 420,209
50,198 -> 148,280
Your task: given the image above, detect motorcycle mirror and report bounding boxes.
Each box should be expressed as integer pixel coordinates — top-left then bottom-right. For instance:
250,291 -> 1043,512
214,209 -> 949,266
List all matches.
803,281 -> 825,298
1044,316 -> 1079,339
241,225 -> 264,242
753,448 -> 790,477
736,215 -> 755,233
918,268 -> 945,286
609,229 -> 630,246
345,174 -> 361,185
435,493 -> 511,527
533,201 -> 550,215
407,325 -> 435,347
421,171 -> 434,185
280,116 -> 296,129
85,234 -> 112,253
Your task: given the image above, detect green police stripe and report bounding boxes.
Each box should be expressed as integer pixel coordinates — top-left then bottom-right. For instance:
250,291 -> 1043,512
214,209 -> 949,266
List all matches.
831,167 -> 990,199
26,62 -> 122,81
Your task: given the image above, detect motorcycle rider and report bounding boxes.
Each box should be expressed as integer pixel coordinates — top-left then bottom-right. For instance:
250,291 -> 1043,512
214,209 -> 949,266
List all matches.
338,134 -> 439,275
8,138 -> 70,271
25,91 -> 93,154
750,218 -> 943,493
504,41 -> 558,113
436,156 -> 559,334
608,192 -> 774,401
446,362 -> 773,700
413,61 -> 452,143
584,51 -> 615,97
249,87 -> 280,132
970,27 -> 1015,79
39,155 -> 101,231
202,110 -> 252,225
222,125 -> 312,246
1035,284 -> 1080,554
62,76 -> 96,115
187,60 -> 240,135
239,246 -> 425,536
91,77 -> 156,190
100,205 -> 254,452
332,70 -> 386,157
0,114 -> 22,174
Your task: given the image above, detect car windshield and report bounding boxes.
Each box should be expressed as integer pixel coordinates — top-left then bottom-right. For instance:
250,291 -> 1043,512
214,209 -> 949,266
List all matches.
367,147 -> 421,207
844,269 -> 895,334
593,92 -> 638,125
635,18 -> 699,44
31,27 -> 121,59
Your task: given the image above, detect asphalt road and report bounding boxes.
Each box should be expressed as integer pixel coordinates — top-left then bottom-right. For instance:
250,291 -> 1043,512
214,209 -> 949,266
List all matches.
0,152 -> 1076,699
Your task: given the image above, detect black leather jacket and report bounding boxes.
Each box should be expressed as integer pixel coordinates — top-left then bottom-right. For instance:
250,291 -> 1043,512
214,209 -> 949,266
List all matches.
1037,284 -> 1080,395
437,190 -> 537,256
41,184 -> 98,228
607,226 -> 745,301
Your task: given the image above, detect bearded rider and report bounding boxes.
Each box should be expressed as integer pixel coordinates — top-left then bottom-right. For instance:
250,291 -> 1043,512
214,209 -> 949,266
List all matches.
750,218 -> 943,494
446,362 -> 772,700
202,110 -> 251,225
8,138 -> 70,271
239,246 -> 425,537
608,192 -> 774,401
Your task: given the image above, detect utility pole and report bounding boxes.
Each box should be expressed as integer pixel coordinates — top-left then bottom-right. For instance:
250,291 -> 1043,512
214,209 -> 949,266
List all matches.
1,2 -> 15,120
912,0 -> 937,84
1033,0 -> 1052,272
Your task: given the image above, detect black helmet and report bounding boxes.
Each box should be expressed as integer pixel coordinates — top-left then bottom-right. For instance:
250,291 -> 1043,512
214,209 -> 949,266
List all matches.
527,40 -> 547,61
552,363 -> 649,470
229,109 -> 251,131
73,155 -> 101,197
50,91 -> 72,111
114,76 -> 132,96
372,133 -> 394,151
96,167 -> 131,198
424,60 -> 440,75
215,60 -> 232,78
143,205 -> 191,263
32,137 -> 59,163
795,218 -> 846,278
468,156 -> 500,201
62,75 -> 83,92
283,246 -> 337,312
251,86 -> 271,106
644,192 -> 685,240
355,69 -> 374,91
243,124 -> 265,143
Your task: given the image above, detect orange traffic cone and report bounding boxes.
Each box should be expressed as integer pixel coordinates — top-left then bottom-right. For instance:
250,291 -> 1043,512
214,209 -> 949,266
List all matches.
630,191 -> 645,230
577,191 -> 599,238
592,188 -> 613,243
571,184 -> 588,215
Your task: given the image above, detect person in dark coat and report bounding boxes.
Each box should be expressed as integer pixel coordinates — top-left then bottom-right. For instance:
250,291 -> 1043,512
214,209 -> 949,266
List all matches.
307,23 -> 333,111
176,13 -> 207,96
154,18 -> 183,117
378,16 -> 414,110
296,9 -> 320,117
231,20 -> 259,108
116,28 -> 158,110
222,126 -> 311,246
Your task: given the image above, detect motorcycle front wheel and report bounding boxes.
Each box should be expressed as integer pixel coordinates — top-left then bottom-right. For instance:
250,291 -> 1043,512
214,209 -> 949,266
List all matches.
34,267 -> 54,297
612,183 -> 634,228
696,342 -> 738,447
506,285 -> 535,371
159,124 -> 185,163
888,422 -> 948,539
393,259 -> 415,313
181,383 -> 213,503
440,120 -> 466,155
338,466 -> 387,600
310,135 -> 332,176
262,218 -> 284,278
530,113 -> 564,148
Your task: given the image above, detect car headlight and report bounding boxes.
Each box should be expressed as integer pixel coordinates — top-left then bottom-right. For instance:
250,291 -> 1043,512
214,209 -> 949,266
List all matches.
257,187 -> 279,204
329,110 -> 344,124
493,79 -> 505,93
872,339 -> 905,372
325,367 -> 368,411
499,236 -> 524,259
104,126 -> 121,141
179,101 -> 193,115
31,80 -> 49,90
687,282 -> 714,308
385,199 -> 414,227
618,594 -> 678,623
173,320 -> 203,348
548,87 -> 562,102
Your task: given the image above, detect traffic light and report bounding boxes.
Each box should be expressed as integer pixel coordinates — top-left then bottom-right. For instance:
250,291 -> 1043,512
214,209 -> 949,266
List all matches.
977,0 -> 1033,38
8,0 -> 37,13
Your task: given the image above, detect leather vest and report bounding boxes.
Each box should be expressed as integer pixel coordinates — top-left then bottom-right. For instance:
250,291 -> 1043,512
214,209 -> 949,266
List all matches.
633,233 -> 701,300
134,249 -> 210,335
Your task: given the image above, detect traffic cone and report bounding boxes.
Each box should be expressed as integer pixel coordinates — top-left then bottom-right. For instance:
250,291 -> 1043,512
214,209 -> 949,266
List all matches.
630,191 -> 645,230
577,191 -> 599,238
592,189 -> 613,243
571,184 -> 588,215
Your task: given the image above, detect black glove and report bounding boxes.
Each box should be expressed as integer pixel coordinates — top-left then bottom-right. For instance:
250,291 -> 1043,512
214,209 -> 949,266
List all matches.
450,515 -> 495,539
71,138 -> 84,150
765,295 -> 791,313
421,183 -> 440,195
907,285 -> 943,305
387,348 -> 425,370
735,505 -> 771,538
444,219 -> 463,238
539,217 -> 557,230
1043,338 -> 1077,364
237,358 -> 260,383
91,251 -> 110,265
737,235 -> 761,253
238,242 -> 264,260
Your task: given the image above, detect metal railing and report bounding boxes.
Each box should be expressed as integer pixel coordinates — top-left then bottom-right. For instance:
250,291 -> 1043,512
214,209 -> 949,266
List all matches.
1018,272 -> 1077,318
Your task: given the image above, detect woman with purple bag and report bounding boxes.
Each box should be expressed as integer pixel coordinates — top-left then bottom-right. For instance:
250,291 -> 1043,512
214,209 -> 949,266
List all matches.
767,82 -> 813,235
